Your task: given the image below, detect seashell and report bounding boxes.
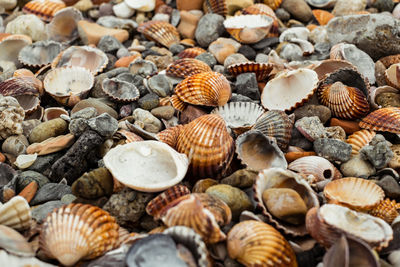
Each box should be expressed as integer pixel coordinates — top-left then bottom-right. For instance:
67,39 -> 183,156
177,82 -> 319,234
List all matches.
103,141 -> 189,192
203,0 -> 227,16
223,15 -> 274,44
22,0 -> 66,22
211,102 -> 264,136
378,54 -> 400,68
44,66 -> 94,107
279,27 -> 310,42
385,63 -> 400,89
156,124 -> 183,148
253,168 -> 319,236
227,220 -> 298,267
39,203 -> 119,266
305,0 -> 337,8
324,177 -> 384,211
242,4 -> 279,37
312,9 -> 334,25
113,129 -> 144,144
227,62 -> 274,81
173,71 -> 231,108
252,110 -> 294,151
51,45 -> 108,75
18,41 -> 62,68
312,59 -> 356,80
317,81 -> 370,120
359,107 -> 400,133
370,85 -> 400,109
166,58 -> 212,79
263,0 -> 282,10
346,129 -> 376,156
369,199 -> 400,224
288,156 -> 342,186
0,196 -> 31,231
0,225 -> 35,257
0,35 -> 32,66
15,154 -> 37,169
102,78 -> 140,103
47,7 -> 83,43
43,107 -> 69,121
137,21 -> 180,48
306,204 -> 393,249
261,68 -> 319,112
177,47 -> 206,59
125,0 -> 155,12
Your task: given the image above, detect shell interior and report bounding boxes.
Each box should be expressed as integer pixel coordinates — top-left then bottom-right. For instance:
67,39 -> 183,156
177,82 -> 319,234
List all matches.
0,35 -> 32,66
18,41 -> 62,67
223,15 -> 273,29
102,78 -> 140,103
47,7 -> 83,43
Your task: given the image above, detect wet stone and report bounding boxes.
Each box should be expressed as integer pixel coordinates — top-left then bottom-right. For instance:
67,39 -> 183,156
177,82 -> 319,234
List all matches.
147,74 -> 172,97
30,183 -> 72,205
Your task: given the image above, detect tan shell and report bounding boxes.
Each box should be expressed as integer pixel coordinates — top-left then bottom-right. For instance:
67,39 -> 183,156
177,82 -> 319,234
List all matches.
47,7 -> 83,43
369,85 -> 400,109
203,0 -> 227,16
137,21 -> 180,48
385,63 -> 400,89
0,35 -> 32,66
156,124 -> 183,148
166,58 -> 212,79
242,4 -> 279,37
359,107 -> 400,133
39,203 -> 119,266
227,62 -> 274,81
178,47 -> 206,59
227,220 -> 298,267
0,196 -> 31,231
312,59 -> 356,80
26,134 -> 75,156
43,107 -> 69,121
23,0 -> 66,22
346,129 -> 376,156
369,199 -> 400,224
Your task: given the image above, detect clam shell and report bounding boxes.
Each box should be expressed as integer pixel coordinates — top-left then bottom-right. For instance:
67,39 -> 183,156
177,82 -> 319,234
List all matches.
51,46 -> 108,75
13,94 -> 40,115
18,41 -> 62,68
359,107 -> 400,133
0,35 -> 32,66
288,156 -> 342,185
39,203 -> 119,266
261,68 -> 319,111
263,0 -> 282,10
166,58 -> 212,79
242,4 -> 279,37
253,167 -> 319,236
252,110 -> 294,151
305,0 -> 337,8
385,63 -> 400,89
177,47 -> 206,59
312,9 -> 334,25
0,196 -> 31,231
137,21 -> 180,48
22,0 -> 66,22
227,62 -> 274,81
156,124 -> 184,148
378,54 -> 400,68
227,220 -> 298,267
0,225 -> 35,257
312,59 -> 356,80
370,85 -> 400,109
203,0 -> 227,16
346,129 -> 376,156
102,78 -> 140,103
47,7 -> 83,43
43,107 -> 69,121
369,199 -> 400,224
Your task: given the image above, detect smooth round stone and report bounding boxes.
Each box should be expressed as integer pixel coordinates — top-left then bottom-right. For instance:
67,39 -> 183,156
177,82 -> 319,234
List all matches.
220,169 -> 258,188
238,45 -> 256,60
340,154 -> 376,178
148,74 -> 172,97
138,94 -> 160,110
195,52 -> 217,68
71,167 -> 114,199
169,44 -> 185,55
61,194 -> 77,204
1,135 -> 29,156
150,106 -> 175,120
192,178 -> 219,193
28,118 -> 68,144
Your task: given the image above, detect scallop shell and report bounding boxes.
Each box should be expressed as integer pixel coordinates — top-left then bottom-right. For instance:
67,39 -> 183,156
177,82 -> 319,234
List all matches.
312,9 -> 334,25
0,35 -> 32,66
203,0 -> 227,16
39,203 -> 119,266
13,94 -> 40,115
166,58 -> 211,79
324,177 -> 384,211
211,102 -> 264,136
156,124 -> 184,148
23,0 -> 66,22
359,107 -> 400,133
174,71 -> 231,108
346,129 -> 376,156
43,107 -> 69,121
227,220 -> 298,267
102,78 -> 140,103
253,167 -> 319,236
47,7 -> 83,43
305,0 -> 337,8
178,47 -> 207,59
385,63 -> 400,89
242,4 -> 279,37
18,41 -> 62,68
227,62 -> 274,81
263,0 -> 282,10
113,129 -> 144,144
378,54 -> 400,68
51,46 -> 108,75
369,199 -> 400,224
137,21 -> 180,48
0,196 -> 31,231
312,59 -> 356,80
252,110 -> 294,151
261,68 -> 319,112
288,156 -> 342,186
44,66 -> 94,107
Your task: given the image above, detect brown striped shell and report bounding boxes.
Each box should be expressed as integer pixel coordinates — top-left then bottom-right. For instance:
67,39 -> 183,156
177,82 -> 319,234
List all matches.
102,77 -> 140,103
166,58 -> 212,79
242,4 -> 279,37
369,199 -> 400,224
227,220 -> 298,267
178,47 -> 206,59
227,62 -> 274,81
156,124 -> 183,148
0,196 -> 31,231
203,0 -> 227,16
378,54 -> 400,68
359,107 -> 400,133
346,129 -> 376,156
312,9 -> 334,25
39,203 -> 119,266
137,21 -> 180,48
385,63 -> 400,89
263,0 -> 282,10
23,0 -> 66,22
312,59 -> 356,80
169,94 -> 187,112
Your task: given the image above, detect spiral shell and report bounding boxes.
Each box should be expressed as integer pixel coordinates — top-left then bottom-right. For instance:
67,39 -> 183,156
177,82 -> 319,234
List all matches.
312,9 -> 334,25
137,21 -> 180,48
0,196 -> 31,231
166,58 -> 212,79
369,199 -> 400,224
203,0 -> 227,16
22,0 -> 66,22
227,62 -> 274,81
359,107 -> 400,133
178,47 -> 206,59
242,4 -> 279,37
39,203 -> 119,266
18,40 -> 62,67
346,129 -> 376,156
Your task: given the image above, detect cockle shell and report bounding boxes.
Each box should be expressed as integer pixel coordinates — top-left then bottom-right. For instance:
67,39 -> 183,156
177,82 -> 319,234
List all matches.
178,47 -> 206,59
18,40 -> 62,67
227,62 -> 274,81
103,141 -> 189,192
227,220 -> 298,267
156,124 -> 183,148
324,177 -> 384,211
137,21 -> 180,48
0,196 -> 31,231
0,34 -> 32,66
166,58 -> 212,79
312,9 -> 334,25
203,0 -> 227,16
312,59 -> 356,80
263,0 -> 282,10
359,107 -> 400,133
346,129 -> 376,156
39,203 -> 119,266
369,199 -> 400,224
370,85 -> 400,109
102,78 -> 140,103
242,4 -> 279,37
378,54 -> 400,68
47,7 -> 83,43
22,0 -> 66,22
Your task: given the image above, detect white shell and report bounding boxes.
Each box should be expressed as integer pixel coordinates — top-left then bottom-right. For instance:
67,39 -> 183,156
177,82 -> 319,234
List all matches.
124,0 -> 155,12
103,141 -> 189,192
305,0 -> 337,8
0,196 -> 31,231
0,250 -> 55,267
15,153 -> 37,169
47,7 -> 83,43
0,35 -> 32,66
223,15 -> 273,29
279,27 -> 310,42
113,2 -> 135,19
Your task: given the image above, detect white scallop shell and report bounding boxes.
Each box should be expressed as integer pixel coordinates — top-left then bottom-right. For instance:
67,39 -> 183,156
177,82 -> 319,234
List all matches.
0,196 -> 31,231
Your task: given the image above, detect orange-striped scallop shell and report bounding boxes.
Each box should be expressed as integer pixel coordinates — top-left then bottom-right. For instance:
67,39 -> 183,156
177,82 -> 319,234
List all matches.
166,58 -> 211,79
227,62 -> 274,81
359,107 -> 400,133
156,124 -> 183,148
227,220 -> 298,267
242,4 -> 279,37
178,47 -> 207,59
23,0 -> 66,22
369,199 -> 400,224
137,21 -> 180,48
263,0 -> 282,10
312,9 -> 334,25
346,129 -> 376,156
203,0 -> 227,16
169,94 -> 187,112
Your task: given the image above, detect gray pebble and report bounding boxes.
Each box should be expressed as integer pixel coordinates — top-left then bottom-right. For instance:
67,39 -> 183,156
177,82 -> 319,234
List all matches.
295,116 -> 327,141
195,14 -> 225,47
97,35 -> 122,53
138,93 -> 160,110
377,175 -> 400,199
360,134 -> 394,169
61,194 -> 77,204
69,118 -> 90,136
314,138 -> 352,162
148,74 -> 172,97
32,200 -> 63,223
87,113 -> 119,137
151,106 -> 175,120
17,171 -> 49,192
235,73 -> 260,100
30,183 -> 72,205
70,107 -> 98,120
169,44 -> 185,55
195,52 -> 217,68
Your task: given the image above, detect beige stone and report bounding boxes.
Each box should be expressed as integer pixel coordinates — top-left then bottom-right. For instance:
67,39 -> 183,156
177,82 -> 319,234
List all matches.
208,37 -> 241,64
77,20 -> 129,45
177,10 -> 203,40
27,134 -> 75,156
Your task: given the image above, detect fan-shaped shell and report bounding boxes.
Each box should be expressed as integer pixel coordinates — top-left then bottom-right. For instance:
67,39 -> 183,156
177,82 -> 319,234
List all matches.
22,0 -> 66,22
242,4 -> 279,37
203,0 -> 227,16
324,177 -> 384,211
359,107 -> 400,133
0,35 -> 32,66
227,62 -> 273,81
370,85 -> 400,109
346,129 -> 376,156
178,47 -> 206,59
0,196 -> 31,231
369,199 -> 400,224
102,78 -> 140,103
156,124 -> 183,148
39,203 -> 119,266
47,7 -> 82,43
137,21 -> 180,48
312,59 -> 356,80
227,220 -> 298,267
166,58 -> 212,79
312,9 -> 334,25
18,41 -> 62,68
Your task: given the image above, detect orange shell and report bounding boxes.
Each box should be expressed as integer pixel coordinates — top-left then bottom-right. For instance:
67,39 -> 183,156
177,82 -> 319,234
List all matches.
156,124 -> 183,148
263,0 -> 282,10
178,47 -> 207,59
312,9 -> 334,25
359,107 -> 400,133
227,62 -> 274,82
170,94 -> 188,112
137,21 -> 180,48
346,129 -> 376,156
166,58 -> 212,79
242,4 -> 279,37
23,0 -> 66,22
203,0 -> 227,16
369,199 -> 400,224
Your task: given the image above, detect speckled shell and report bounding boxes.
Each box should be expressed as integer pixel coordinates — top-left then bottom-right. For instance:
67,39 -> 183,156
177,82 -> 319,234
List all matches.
369,199 -> 400,224
174,71 -> 231,108
178,47 -> 207,59
242,4 -> 279,37
47,7 -> 83,43
227,220 -> 298,267
227,62 -> 274,81
156,124 -> 184,148
359,107 -> 400,133
263,0 -> 282,10
252,110 -> 293,151
288,156 -> 342,185
39,203 -> 119,266
312,9 -> 334,25
0,196 -> 31,231
18,41 -> 62,67
203,0 -> 227,16
312,59 -> 356,80
166,58 -> 212,79
137,21 -> 180,48
253,168 -> 320,236
23,0 -> 66,22
0,77 -> 41,97
0,96 -> 24,140
346,129 -> 376,156
324,178 -> 384,211
102,78 -> 140,103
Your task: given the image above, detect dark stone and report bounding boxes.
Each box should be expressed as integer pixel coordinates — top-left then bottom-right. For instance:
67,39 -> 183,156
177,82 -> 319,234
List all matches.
27,152 -> 63,175
17,171 -> 49,192
229,93 -> 255,103
289,127 -> 313,151
141,49 -> 162,58
252,37 -> 280,50
71,167 -> 114,199
32,200 -> 63,223
238,45 -> 256,60
87,113 -> 119,137
377,175 -> 400,199
195,14 -> 225,47
360,134 -> 394,169
97,35 -> 122,53
275,8 -> 291,21
235,73 -> 260,100
169,43 -> 185,55
138,93 -> 160,110
314,138 -> 352,162
195,52 -> 217,68
30,183 -> 72,205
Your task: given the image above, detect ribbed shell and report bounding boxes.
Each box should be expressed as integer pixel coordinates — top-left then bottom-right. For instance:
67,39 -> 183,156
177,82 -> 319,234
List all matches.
242,4 -> 279,37
18,41 -> 62,67
227,220 -> 297,267
178,47 -> 206,59
252,110 -> 293,151
23,0 -> 66,22
0,77 -> 40,97
227,62 -> 274,81
263,0 -> 282,10
102,78 -> 140,103
170,94 -> 188,111
174,71 -> 231,108
137,21 -> 180,48
156,124 -> 183,148
378,54 -> 400,68
166,58 -> 212,79
203,0 -> 227,16
359,107 -> 400,133
346,129 -> 376,156
47,7 -> 83,43
39,203 -> 119,266
317,82 -> 370,120
312,9 -> 334,25
324,178 -> 384,211
0,196 -> 31,231
369,199 -> 400,224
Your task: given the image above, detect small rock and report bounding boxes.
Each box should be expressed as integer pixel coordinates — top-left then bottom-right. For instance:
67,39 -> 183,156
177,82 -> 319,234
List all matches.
0,0 -> 16,10
97,35 -> 122,53
340,154 -> 376,178
360,134 -> 394,169
169,44 -> 185,55
87,113 -> 119,137
151,106 -> 175,120
138,94 -> 160,110
213,64 -> 225,73
294,105 -> 331,124
71,167 -> 113,199
192,179 -> 219,193
133,108 -> 162,133
238,45 -> 256,60
332,0 -> 367,16
145,55 -> 173,71
30,183 -> 72,205
252,37 -> 280,50
28,118 -> 68,144
27,152 -> 62,175
77,20 -> 129,45
314,138 -> 352,162
279,43 -> 303,61
281,0 -> 313,22
178,105 -> 208,124
1,135 -> 29,156
61,194 -> 77,204
229,93 -> 255,103
377,175 -> 400,199
152,13 -> 169,22
325,126 -> 346,141
195,52 -> 217,68
389,144 -> 400,169
255,53 -> 269,63
70,107 -> 98,120
71,98 -> 118,119
148,74 -> 172,97
177,10 -> 202,39
17,170 -> 49,192
223,53 -> 249,68
295,116 -> 327,142
32,200 -> 63,223
221,169 -> 258,188
235,73 -> 260,100
289,126 -> 313,150
69,118 -> 89,136
329,118 -> 361,134
275,8 -> 291,21
112,1 -> 135,18
195,14 -> 225,47
209,38 -> 241,64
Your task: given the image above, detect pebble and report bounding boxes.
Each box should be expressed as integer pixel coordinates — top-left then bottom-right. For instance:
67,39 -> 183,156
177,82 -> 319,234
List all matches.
97,35 -> 122,53
32,200 -> 63,223
389,144 -> 400,169
235,73 -> 260,100
252,37 -> 280,51
30,183 -> 72,205
77,20 -> 129,45
27,152 -> 62,175
147,74 -> 172,97
314,138 -> 352,162
192,179 -> 219,193
69,118 -> 90,136
325,126 -> 346,141
195,52 -> 217,68
145,54 -> 173,71
340,154 -> 376,178
220,169 -> 258,188
377,175 -> 400,199
1,135 -> 29,156
275,8 -> 291,21
133,108 -> 162,133
209,37 -> 241,64
238,45 -> 256,60
61,194 -> 77,204
169,44 -> 185,55
332,0 -> 367,16
70,107 -> 98,120
295,116 -> 327,142
71,167 -> 113,199
151,106 -> 175,120
87,113 -> 119,137
195,14 -> 225,47
28,118 -> 68,144
16,170 -> 49,192
360,134 -> 394,169
281,0 -> 313,22
294,105 -> 331,124
138,94 -> 160,110
5,15 -> 47,41
224,53 -> 249,68
0,0 -> 16,10
71,98 -> 119,119
255,53 -> 269,63
177,10 -> 202,40
279,43 -> 304,61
